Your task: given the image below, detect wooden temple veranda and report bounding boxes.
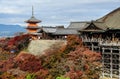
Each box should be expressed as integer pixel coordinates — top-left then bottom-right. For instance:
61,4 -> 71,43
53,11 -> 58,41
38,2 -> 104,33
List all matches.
68,7 -> 120,79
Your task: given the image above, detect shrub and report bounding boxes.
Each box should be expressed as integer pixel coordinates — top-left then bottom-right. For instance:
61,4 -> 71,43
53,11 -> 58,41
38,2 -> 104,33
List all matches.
15,53 -> 42,72
42,35 -> 101,79
35,69 -> 48,79
0,35 -> 102,79
26,73 -> 36,79
65,35 -> 83,53
56,76 -> 70,79
0,34 -> 30,53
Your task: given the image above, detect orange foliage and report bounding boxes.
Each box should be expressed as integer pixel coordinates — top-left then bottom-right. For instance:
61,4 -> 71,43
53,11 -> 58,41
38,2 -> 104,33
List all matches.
65,70 -> 83,79
67,35 -> 83,47
0,68 -> 26,79
35,69 -> 48,79
0,52 -> 43,73
0,58 -> 15,72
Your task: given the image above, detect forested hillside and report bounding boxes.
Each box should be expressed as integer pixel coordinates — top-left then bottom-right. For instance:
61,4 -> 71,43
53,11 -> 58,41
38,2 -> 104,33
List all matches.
0,35 -> 101,79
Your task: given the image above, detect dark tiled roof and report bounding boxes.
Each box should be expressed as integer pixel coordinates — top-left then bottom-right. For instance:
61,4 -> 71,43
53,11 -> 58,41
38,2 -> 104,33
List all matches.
53,28 -> 79,35
25,16 -> 41,23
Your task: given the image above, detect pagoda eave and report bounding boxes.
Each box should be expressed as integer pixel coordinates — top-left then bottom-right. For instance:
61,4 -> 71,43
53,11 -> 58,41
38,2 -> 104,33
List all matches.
26,27 -> 39,29
25,20 -> 41,23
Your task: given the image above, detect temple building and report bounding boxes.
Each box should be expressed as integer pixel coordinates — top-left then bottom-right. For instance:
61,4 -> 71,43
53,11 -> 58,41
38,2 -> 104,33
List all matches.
67,7 -> 120,78
37,26 -> 79,39
24,7 -> 120,78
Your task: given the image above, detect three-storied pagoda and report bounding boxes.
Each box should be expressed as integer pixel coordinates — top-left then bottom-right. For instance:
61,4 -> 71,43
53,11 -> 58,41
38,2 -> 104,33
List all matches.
25,6 -> 41,33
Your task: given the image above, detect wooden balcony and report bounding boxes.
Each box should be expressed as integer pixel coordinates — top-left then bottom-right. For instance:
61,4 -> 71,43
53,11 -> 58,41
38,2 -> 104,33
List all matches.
82,37 -> 120,47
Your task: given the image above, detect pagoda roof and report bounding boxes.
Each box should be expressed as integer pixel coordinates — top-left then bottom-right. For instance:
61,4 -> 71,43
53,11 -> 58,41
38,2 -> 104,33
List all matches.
25,16 -> 41,23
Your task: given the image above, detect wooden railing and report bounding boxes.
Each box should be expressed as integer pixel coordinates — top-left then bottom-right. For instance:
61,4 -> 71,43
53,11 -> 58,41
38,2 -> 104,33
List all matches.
82,37 -> 120,46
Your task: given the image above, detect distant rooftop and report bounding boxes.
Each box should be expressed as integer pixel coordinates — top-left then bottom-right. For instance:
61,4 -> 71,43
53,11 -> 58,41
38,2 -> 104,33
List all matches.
54,28 -> 79,35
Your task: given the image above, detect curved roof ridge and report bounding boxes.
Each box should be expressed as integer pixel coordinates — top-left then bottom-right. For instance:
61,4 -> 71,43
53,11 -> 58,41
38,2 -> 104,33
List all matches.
70,21 -> 90,23
97,7 -> 120,22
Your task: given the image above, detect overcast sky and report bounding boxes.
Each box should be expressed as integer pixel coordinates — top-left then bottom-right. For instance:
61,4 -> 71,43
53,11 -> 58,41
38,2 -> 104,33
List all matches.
0,0 -> 119,27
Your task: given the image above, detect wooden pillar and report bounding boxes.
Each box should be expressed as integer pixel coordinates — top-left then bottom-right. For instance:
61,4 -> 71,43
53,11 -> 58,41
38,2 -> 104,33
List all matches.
102,47 -> 105,78
110,48 -> 113,79
112,34 -> 115,42
119,49 -> 120,79
91,43 -> 94,51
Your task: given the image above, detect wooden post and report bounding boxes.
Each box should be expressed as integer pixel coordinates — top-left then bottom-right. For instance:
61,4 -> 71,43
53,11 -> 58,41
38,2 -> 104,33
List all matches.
119,49 -> 120,79
92,43 -> 94,51
110,48 -> 113,79
102,47 -> 105,78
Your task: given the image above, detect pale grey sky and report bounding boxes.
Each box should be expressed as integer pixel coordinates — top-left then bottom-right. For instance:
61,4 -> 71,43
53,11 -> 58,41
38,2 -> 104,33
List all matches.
0,0 -> 119,27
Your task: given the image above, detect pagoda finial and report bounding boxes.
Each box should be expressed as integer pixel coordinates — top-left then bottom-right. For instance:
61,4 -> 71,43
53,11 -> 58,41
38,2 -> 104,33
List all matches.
32,6 -> 34,17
